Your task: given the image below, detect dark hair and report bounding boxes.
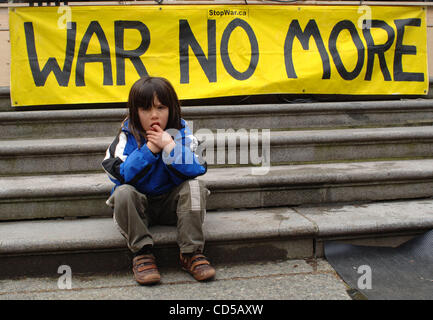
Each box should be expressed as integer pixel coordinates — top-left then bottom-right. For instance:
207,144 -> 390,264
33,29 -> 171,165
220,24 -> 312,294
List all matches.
125,76 -> 182,147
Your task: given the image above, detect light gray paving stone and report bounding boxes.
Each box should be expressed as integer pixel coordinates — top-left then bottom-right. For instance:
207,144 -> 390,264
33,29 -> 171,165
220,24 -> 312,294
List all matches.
0,259 -> 350,300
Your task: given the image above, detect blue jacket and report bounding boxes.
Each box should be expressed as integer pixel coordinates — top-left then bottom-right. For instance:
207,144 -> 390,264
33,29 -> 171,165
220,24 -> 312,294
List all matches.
102,118 -> 207,196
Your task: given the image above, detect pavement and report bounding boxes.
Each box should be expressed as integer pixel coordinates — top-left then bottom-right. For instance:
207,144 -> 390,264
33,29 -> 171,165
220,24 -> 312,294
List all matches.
0,258 -> 351,300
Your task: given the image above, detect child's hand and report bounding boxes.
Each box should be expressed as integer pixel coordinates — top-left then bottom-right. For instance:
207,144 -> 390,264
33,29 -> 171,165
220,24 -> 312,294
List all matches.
146,140 -> 162,154
146,125 -> 176,153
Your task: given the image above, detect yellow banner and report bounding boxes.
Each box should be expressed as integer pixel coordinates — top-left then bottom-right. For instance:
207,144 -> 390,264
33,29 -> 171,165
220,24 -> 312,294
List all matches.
9,5 -> 428,106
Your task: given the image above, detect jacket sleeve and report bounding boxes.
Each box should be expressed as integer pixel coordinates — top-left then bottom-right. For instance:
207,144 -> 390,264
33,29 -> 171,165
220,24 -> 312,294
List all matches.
102,131 -> 159,187
162,124 -> 207,184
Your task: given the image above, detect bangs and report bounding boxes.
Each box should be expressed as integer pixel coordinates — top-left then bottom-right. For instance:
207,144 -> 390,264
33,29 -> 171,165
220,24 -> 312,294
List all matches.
130,77 -> 177,111
153,83 -> 175,109
131,81 -> 156,110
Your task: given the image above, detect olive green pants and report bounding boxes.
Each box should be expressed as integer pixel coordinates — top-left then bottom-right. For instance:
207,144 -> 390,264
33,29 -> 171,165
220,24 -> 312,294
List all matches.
106,179 -> 209,254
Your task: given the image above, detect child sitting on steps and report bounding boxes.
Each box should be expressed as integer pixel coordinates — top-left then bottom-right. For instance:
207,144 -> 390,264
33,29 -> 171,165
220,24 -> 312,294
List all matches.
102,76 -> 215,285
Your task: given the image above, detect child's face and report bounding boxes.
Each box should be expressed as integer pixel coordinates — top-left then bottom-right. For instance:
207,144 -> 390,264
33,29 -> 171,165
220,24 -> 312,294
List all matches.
138,95 -> 169,132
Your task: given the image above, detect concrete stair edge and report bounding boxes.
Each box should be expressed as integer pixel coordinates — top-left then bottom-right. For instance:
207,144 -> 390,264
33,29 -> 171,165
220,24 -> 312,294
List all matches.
3,100 -> 433,140
2,99 -> 433,119
2,160 -> 433,199
2,101 -> 433,125
2,128 -> 433,176
0,199 -> 432,265
1,160 -> 433,220
2,126 -> 433,155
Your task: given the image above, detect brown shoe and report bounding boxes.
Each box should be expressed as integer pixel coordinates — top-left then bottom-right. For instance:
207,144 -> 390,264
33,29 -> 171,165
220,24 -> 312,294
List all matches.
132,254 -> 161,285
180,252 -> 216,281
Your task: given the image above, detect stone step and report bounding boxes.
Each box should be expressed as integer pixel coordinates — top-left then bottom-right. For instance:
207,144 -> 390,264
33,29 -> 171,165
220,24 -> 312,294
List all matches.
0,198 -> 431,278
1,126 -> 433,175
1,159 -> 433,220
2,99 -> 433,139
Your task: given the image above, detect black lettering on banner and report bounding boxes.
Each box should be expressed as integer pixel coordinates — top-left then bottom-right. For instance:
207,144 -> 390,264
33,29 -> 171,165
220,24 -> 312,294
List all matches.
24,21 -> 76,86
284,19 -> 330,79
220,18 -> 259,80
329,20 -> 365,80
76,21 -> 113,86
362,20 -> 395,81
115,21 -> 150,86
179,19 -> 216,84
393,18 -> 424,82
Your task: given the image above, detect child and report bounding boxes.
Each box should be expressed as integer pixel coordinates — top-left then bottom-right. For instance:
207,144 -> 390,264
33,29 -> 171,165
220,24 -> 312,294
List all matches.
102,76 -> 215,285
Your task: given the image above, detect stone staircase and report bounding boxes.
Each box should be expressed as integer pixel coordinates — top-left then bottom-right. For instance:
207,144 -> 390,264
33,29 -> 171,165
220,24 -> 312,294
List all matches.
1,97 -> 433,278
